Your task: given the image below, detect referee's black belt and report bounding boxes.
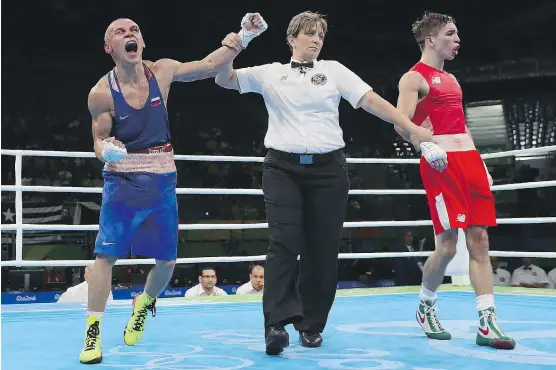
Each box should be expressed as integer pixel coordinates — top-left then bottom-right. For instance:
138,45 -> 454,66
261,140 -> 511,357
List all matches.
267,148 -> 343,165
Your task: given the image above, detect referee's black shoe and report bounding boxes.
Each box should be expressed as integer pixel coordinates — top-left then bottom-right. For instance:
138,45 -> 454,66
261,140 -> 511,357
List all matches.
299,332 -> 323,348
265,324 -> 289,355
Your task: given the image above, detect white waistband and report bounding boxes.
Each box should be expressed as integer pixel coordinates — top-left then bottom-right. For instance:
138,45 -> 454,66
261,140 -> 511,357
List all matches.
104,151 -> 176,173
433,133 -> 476,152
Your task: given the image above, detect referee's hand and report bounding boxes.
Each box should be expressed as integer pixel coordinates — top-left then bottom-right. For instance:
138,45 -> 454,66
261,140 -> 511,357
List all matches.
409,125 -> 434,150
222,33 -> 243,52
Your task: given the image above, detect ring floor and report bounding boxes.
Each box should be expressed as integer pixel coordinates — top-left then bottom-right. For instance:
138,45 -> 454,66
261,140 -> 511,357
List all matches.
2,286 -> 556,370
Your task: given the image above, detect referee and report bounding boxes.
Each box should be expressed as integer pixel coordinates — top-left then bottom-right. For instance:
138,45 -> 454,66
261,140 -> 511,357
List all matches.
216,11 -> 434,355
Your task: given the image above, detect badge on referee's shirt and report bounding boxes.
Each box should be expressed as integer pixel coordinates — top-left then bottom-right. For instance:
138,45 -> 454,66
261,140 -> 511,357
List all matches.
311,74 -> 327,85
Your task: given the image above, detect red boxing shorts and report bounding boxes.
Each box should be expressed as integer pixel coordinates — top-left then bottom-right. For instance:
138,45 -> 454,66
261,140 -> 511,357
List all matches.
420,150 -> 496,235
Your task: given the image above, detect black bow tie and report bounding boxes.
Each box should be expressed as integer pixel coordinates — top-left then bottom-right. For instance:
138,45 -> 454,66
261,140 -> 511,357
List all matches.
523,266 -> 532,270
291,61 -> 314,69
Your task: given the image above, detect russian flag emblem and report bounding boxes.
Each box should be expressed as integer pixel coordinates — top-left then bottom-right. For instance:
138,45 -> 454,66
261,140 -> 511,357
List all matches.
151,96 -> 161,107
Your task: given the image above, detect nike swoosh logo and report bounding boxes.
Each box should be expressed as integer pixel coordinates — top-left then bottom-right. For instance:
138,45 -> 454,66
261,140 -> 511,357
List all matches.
119,114 -> 131,120
418,311 -> 425,323
479,326 -> 489,335
102,241 -> 116,245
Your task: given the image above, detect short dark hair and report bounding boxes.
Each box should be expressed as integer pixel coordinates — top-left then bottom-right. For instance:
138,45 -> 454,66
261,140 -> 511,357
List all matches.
249,263 -> 264,274
411,11 -> 455,50
199,266 -> 216,277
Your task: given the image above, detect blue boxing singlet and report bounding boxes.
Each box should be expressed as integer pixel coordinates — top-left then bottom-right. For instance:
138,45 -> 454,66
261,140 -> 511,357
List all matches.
107,63 -> 171,152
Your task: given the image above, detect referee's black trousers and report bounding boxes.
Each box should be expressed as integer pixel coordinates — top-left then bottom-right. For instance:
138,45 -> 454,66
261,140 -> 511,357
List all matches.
262,149 -> 349,334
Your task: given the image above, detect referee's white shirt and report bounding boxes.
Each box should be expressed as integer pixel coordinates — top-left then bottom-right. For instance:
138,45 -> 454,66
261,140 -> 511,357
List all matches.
235,281 -> 263,295
492,267 -> 511,286
236,59 -> 372,154
548,268 -> 556,289
510,265 -> 549,287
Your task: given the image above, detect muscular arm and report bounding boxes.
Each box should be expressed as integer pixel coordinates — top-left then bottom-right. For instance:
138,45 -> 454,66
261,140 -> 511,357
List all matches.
215,63 -> 240,91
156,44 -> 241,83
395,72 -> 422,141
357,90 -> 424,135
88,86 -> 113,161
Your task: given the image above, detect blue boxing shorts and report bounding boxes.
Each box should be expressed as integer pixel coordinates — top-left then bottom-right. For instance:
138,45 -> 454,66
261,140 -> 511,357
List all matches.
94,170 -> 178,260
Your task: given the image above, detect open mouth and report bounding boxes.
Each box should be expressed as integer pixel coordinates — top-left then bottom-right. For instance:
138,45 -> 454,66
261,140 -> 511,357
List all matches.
125,40 -> 138,54
452,45 -> 460,55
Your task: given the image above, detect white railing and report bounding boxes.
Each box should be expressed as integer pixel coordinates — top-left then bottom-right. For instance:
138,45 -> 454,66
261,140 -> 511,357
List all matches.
1,145 -> 555,266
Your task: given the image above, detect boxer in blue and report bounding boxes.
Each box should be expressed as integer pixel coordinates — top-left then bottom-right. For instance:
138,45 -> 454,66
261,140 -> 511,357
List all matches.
80,14 -> 268,364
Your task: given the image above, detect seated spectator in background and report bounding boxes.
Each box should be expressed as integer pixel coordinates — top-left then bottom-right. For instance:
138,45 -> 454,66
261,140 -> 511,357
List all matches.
511,258 -> 549,288
119,256 -> 146,285
491,256 -> 511,286
548,268 -> 556,289
43,256 -> 65,284
57,266 -> 113,303
393,230 -> 425,286
236,264 -> 264,295
184,266 -> 228,297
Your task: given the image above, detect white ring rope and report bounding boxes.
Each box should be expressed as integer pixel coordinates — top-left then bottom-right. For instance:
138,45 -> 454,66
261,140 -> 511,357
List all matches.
1,145 -> 555,161
2,180 -> 556,195
2,250 -> 555,268
1,146 -> 555,266
1,217 -> 555,232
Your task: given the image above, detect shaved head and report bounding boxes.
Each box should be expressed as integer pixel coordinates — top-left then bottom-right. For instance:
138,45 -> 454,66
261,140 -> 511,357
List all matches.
103,18 -> 145,62
104,18 -> 136,42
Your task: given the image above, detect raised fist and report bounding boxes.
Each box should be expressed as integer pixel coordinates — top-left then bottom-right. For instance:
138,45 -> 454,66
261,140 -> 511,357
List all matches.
241,13 -> 268,36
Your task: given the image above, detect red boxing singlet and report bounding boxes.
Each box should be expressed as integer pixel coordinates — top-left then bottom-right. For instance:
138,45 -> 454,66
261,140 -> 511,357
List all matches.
410,62 -> 466,135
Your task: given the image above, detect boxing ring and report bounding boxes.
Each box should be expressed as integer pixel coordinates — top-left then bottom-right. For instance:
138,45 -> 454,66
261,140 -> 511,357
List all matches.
2,146 -> 556,370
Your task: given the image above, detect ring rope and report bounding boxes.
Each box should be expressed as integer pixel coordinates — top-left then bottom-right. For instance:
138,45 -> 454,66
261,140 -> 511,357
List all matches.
1,145 -> 555,162
2,180 -> 555,195
1,217 -> 555,232
2,146 -> 555,266
2,250 -> 555,268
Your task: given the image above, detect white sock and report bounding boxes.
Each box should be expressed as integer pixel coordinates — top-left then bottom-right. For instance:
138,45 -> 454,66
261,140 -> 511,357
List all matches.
87,311 -> 104,317
419,285 -> 437,301
476,294 -> 495,311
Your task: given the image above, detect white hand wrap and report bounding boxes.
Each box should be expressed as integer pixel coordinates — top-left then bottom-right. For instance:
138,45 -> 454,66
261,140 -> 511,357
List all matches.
238,13 -> 268,48
419,142 -> 447,165
101,139 -> 127,163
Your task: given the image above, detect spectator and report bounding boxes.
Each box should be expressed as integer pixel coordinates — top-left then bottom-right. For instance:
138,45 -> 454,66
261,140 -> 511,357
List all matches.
57,266 -> 113,303
510,258 -> 549,288
184,266 -> 228,297
43,256 -> 65,284
119,256 -> 146,285
393,230 -> 425,286
491,256 -> 511,286
548,267 -> 556,289
236,264 -> 264,295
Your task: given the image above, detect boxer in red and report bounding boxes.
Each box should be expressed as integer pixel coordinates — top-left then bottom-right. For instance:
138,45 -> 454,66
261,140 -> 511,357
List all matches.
394,11 -> 515,349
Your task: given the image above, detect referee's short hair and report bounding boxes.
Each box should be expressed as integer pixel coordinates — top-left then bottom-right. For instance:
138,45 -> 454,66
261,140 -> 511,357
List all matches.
286,11 -> 328,51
